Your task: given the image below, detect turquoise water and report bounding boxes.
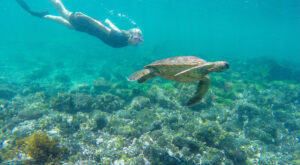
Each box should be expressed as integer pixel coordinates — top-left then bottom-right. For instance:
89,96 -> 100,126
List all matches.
0,0 -> 299,164
2,0 -> 300,61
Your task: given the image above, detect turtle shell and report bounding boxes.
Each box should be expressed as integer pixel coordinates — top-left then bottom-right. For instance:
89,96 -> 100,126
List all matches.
145,56 -> 207,82
147,56 -> 206,66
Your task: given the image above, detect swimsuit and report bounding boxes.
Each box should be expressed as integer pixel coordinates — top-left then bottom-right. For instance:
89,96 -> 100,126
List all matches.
69,12 -> 129,48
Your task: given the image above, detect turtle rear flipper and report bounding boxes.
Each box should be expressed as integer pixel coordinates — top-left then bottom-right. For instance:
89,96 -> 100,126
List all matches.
187,76 -> 211,106
128,69 -> 155,83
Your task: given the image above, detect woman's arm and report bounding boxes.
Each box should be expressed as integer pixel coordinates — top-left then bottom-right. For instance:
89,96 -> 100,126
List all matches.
105,19 -> 121,32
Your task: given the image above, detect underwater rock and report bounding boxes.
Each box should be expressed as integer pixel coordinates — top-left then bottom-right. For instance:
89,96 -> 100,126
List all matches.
157,135 -> 169,148
237,103 -> 260,124
129,96 -> 151,111
194,121 -> 224,147
18,109 -> 45,120
248,57 -> 292,81
25,65 -> 52,80
70,83 -> 92,94
50,93 -> 74,113
92,93 -> 124,112
193,121 -> 247,164
1,117 -> 22,133
147,85 -> 180,109
172,136 -> 201,153
93,113 -> 108,130
218,134 -> 248,164
258,152 -> 278,165
167,114 -> 184,130
294,70 -> 300,82
110,83 -> 139,102
56,116 -> 81,135
12,120 -> 38,139
199,110 -> 218,122
72,93 -> 94,112
0,99 -> 9,108
199,147 -> 225,165
274,110 -> 294,122
21,83 -> 45,96
54,73 -> 71,84
92,77 -> 112,94
50,93 -> 94,113
1,140 -> 11,149
0,84 -> 16,100
245,118 -> 281,145
149,120 -> 162,132
268,62 -> 294,81
143,145 -> 181,165
114,109 -> 137,119
284,119 -> 300,132
114,123 -> 142,138
150,130 -> 164,140
64,160 -> 100,165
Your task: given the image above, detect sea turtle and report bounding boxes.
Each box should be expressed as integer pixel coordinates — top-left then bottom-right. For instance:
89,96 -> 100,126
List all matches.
128,56 -> 230,106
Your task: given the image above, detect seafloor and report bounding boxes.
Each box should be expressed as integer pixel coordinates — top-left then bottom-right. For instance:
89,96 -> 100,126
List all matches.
0,53 -> 299,164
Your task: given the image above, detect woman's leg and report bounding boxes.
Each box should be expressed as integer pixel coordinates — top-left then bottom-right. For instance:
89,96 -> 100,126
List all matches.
49,0 -> 72,20
44,15 -> 73,29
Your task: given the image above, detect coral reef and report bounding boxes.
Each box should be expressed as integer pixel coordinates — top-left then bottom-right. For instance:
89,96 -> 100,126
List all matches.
2,132 -> 66,164
92,77 -> 112,94
129,96 -> 151,111
0,57 -> 299,164
93,113 -> 108,130
50,93 -> 94,113
92,93 -> 124,112
0,84 -> 17,100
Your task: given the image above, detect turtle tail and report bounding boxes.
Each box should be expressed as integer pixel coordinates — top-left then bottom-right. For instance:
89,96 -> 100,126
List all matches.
128,69 -> 155,83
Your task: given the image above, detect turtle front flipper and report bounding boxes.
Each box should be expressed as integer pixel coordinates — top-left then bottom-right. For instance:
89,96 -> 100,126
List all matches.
128,69 -> 156,83
174,62 -> 214,77
187,76 -> 211,106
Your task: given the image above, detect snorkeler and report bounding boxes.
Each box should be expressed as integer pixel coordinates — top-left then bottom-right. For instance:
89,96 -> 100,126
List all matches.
16,0 -> 144,48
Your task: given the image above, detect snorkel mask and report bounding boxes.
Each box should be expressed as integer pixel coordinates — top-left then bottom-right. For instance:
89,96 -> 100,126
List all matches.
129,28 -> 144,45
132,35 -> 144,44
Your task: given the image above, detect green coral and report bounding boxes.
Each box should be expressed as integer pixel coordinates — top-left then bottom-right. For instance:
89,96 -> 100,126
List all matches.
94,113 -> 108,130
172,136 -> 202,153
6,132 -> 67,164
194,121 -> 224,147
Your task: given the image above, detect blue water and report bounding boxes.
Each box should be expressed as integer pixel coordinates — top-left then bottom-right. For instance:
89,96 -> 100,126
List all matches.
1,0 -> 300,62
0,0 -> 299,164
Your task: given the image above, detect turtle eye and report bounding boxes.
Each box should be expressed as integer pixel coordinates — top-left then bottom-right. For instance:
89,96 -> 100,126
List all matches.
224,63 -> 230,69
225,63 -> 230,69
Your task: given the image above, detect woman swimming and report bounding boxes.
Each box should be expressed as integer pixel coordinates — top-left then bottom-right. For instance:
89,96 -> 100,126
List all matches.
16,0 -> 144,48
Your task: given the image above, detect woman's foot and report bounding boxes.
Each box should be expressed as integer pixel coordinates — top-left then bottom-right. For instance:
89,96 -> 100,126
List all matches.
16,0 -> 49,18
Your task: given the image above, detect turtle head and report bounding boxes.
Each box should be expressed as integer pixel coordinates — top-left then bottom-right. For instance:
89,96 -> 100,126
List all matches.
212,61 -> 230,72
